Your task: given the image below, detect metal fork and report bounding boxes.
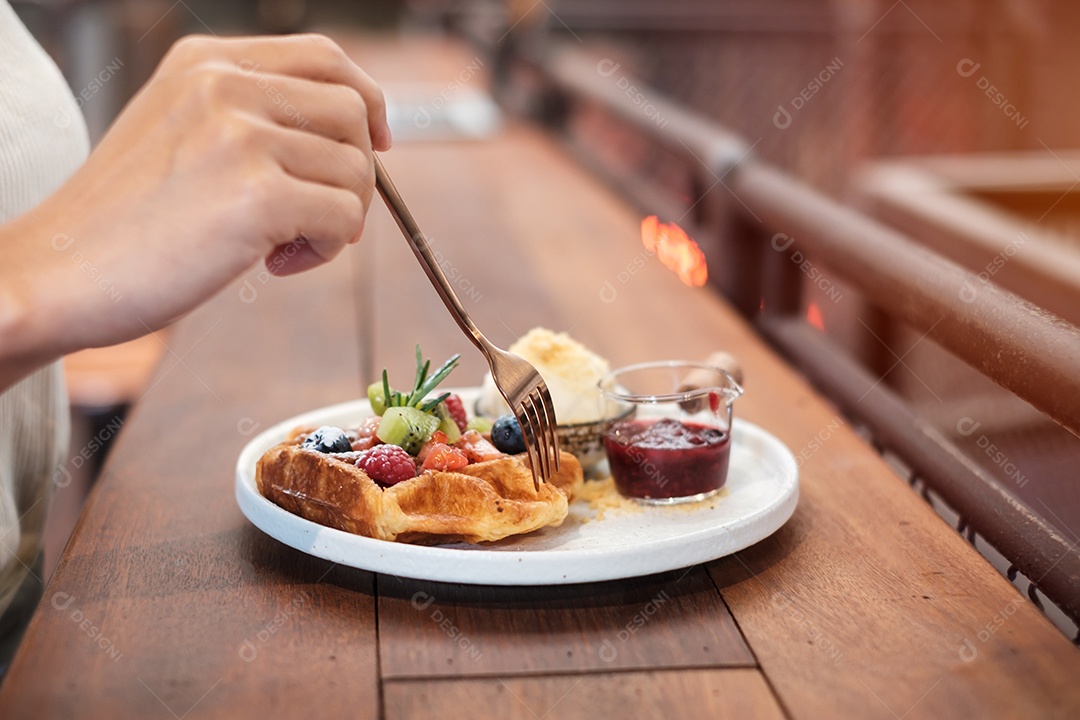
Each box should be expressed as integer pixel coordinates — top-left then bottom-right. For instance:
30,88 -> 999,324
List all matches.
372,155 -> 561,488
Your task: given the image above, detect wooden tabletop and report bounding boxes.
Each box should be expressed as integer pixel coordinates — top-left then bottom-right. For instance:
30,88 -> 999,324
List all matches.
2,34 -> 1078,720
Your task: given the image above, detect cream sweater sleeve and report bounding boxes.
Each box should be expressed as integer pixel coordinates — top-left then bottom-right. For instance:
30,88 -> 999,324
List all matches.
0,0 -> 90,616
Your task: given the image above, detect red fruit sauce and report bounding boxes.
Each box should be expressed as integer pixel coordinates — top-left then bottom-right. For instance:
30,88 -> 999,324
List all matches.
603,417 -> 730,501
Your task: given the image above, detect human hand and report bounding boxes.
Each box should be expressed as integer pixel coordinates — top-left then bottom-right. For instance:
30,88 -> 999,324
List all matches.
1,33 -> 390,371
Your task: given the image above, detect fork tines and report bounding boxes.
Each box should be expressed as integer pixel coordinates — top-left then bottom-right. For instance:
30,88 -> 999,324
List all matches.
514,384 -> 561,488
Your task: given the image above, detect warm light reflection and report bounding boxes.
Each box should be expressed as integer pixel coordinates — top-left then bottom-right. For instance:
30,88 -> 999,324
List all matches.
806,302 -> 825,331
641,215 -> 708,287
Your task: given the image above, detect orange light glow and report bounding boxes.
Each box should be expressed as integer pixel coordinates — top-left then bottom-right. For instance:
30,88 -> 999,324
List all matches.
641,216 -> 708,287
806,302 -> 825,331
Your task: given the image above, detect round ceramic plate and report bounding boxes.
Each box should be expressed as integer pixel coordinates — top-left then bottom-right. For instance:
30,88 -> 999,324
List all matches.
235,388 -> 799,585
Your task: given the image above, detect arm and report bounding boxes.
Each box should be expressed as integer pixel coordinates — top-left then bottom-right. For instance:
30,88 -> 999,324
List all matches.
0,33 -> 391,392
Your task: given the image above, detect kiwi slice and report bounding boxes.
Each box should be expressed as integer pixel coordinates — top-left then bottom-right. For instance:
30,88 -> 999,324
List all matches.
467,416 -> 494,434
377,406 -> 440,455
367,381 -> 389,416
434,402 -> 462,444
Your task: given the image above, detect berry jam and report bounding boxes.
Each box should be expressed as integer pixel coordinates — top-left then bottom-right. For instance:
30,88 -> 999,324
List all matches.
603,418 -> 730,502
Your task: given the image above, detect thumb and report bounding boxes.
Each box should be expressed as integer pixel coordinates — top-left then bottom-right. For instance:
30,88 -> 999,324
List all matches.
265,240 -> 325,277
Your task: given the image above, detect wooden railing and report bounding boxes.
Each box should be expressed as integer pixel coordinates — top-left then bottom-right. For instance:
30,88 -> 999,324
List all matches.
475,36 -> 1080,629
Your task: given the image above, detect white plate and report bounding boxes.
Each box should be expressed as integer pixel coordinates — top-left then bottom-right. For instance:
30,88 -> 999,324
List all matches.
235,389 -> 799,585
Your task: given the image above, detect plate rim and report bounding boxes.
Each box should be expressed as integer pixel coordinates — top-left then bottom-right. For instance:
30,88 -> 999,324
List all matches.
235,389 -> 799,585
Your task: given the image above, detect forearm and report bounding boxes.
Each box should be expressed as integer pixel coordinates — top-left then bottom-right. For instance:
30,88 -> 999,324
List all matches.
0,34 -> 391,396
0,217 -> 67,392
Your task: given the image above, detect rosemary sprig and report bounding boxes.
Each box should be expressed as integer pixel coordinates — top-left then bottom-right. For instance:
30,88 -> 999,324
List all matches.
376,346 -> 460,412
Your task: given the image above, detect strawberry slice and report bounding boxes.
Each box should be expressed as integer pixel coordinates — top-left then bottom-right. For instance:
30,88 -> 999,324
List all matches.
421,443 -> 469,472
417,430 -> 450,463
456,430 -> 504,463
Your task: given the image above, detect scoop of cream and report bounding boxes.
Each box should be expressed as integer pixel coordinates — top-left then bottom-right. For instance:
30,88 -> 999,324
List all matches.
478,328 -> 610,424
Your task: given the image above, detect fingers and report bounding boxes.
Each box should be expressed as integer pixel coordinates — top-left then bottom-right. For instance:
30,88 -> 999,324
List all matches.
268,123 -> 374,194
262,176 -> 367,276
265,241 -> 326,277
246,73 -> 373,159
157,34 -> 390,278
264,121 -> 375,214
167,34 -> 391,150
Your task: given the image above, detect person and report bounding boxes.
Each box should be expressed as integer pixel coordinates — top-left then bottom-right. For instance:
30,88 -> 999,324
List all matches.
0,0 -> 391,671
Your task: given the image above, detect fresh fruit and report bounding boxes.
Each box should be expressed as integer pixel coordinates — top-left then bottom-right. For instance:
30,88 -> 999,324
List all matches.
357,416 -> 382,438
380,347 -> 455,410
369,346 -> 460,415
355,444 -> 417,486
352,436 -> 379,452
490,415 -> 527,454
366,346 -> 465,453
301,426 -> 353,454
417,431 -> 450,463
434,402 -> 463,444
420,443 -> 470,472
443,394 -> 468,433
351,417 -> 383,451
367,382 -> 390,416
377,406 -> 440,456
467,416 -> 494,434
457,429 -> 504,462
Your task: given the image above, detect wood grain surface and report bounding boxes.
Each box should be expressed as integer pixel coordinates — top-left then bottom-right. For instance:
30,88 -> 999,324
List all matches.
0,256 -> 381,719
0,33 -> 1077,720
377,566 -> 753,678
384,669 -> 787,720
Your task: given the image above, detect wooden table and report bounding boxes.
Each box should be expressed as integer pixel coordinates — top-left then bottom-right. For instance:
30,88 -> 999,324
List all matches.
2,34 -> 1078,720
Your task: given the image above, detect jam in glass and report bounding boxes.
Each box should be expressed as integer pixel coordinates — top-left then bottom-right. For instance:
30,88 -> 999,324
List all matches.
598,361 -> 743,505
603,417 -> 730,502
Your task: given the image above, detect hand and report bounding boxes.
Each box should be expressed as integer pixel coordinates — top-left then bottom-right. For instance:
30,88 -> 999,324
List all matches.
0,34 -> 391,386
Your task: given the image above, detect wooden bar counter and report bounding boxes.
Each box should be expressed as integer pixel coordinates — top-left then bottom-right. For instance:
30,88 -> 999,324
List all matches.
0,34 -> 1076,720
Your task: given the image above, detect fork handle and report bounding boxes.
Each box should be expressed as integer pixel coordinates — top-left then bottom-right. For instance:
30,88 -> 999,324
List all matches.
372,155 -> 493,357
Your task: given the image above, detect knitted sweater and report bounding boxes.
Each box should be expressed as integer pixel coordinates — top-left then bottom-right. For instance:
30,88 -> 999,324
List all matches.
0,0 -> 88,617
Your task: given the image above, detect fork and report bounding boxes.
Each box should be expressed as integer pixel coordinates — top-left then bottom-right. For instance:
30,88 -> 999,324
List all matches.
371,155 -> 561,488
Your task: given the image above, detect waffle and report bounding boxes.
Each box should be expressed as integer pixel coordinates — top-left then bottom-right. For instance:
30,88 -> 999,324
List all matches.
256,436 -> 583,544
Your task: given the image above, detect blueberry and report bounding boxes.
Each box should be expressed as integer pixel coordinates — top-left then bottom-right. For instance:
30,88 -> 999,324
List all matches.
491,415 -> 527,454
301,426 -> 353,454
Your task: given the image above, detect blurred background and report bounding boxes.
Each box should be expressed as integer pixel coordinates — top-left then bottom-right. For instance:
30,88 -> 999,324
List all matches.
12,0 -> 1080,636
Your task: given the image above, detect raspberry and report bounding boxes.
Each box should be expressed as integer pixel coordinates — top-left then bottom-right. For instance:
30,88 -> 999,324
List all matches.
355,444 -> 417,486
444,394 -> 468,433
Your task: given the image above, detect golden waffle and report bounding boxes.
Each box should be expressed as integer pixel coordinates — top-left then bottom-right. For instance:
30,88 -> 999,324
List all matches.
256,437 -> 583,544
